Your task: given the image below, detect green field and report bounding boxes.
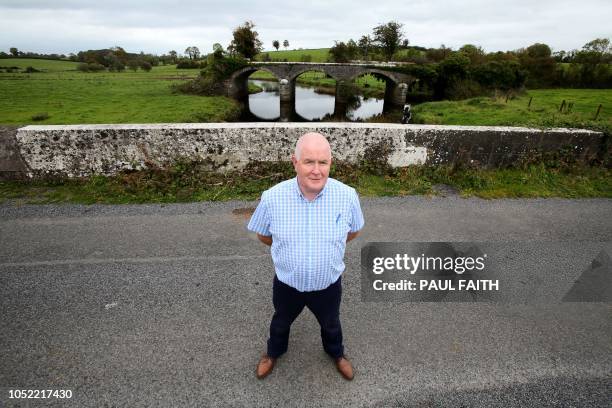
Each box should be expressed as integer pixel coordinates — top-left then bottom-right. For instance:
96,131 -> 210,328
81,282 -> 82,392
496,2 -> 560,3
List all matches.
0,59 -> 239,125
412,89 -> 612,127
253,47 -> 422,63
1,58 -> 610,128
255,48 -> 330,62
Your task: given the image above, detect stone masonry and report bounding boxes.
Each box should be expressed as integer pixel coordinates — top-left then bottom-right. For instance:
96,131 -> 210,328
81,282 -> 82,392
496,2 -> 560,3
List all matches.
3,123 -> 605,179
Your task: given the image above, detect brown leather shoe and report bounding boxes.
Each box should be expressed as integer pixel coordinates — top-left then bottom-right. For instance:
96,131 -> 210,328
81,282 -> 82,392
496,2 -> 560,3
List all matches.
335,356 -> 354,380
256,355 -> 276,379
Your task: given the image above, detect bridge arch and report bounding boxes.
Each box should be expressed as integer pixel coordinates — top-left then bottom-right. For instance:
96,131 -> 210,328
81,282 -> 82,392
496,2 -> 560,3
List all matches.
227,66 -> 280,101
346,68 -> 402,84
288,67 -> 342,83
226,63 -> 416,120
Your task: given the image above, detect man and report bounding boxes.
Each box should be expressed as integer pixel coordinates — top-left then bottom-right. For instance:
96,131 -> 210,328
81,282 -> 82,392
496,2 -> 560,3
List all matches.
247,132 -> 365,380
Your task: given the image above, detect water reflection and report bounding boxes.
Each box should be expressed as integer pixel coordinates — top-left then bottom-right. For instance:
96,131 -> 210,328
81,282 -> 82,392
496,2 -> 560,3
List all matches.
247,79 -> 384,121
248,80 -> 280,120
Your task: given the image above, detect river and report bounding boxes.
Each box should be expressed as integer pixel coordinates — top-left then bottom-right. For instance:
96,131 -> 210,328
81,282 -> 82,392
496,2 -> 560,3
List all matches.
246,79 -> 384,121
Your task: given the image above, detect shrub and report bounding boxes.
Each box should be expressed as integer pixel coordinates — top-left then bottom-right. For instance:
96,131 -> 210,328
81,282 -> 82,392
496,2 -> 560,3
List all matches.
24,66 -> 41,73
31,112 -> 50,121
176,59 -> 203,69
445,79 -> 484,100
77,63 -> 105,72
140,61 -> 152,72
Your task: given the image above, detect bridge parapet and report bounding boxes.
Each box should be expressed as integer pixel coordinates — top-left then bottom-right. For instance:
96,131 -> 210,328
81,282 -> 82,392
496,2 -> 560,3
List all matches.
5,123 -> 604,179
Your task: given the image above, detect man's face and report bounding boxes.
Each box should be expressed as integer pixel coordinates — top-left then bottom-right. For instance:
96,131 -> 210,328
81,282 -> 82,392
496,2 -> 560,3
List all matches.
292,141 -> 332,197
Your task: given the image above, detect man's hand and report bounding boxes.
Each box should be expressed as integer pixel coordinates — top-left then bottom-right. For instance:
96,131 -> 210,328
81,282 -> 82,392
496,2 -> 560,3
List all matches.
256,233 -> 273,246
346,230 -> 360,243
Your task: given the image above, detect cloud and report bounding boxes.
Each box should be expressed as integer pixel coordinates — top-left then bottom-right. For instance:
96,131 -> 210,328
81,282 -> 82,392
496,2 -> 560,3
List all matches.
0,0 -> 610,55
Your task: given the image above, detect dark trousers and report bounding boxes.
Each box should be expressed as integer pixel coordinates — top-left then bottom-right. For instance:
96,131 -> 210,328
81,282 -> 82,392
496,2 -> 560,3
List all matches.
267,275 -> 344,359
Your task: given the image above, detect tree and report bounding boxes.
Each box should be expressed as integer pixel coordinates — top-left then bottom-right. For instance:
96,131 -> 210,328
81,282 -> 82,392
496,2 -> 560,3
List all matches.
168,50 -> 177,63
459,44 -> 486,65
372,21 -> 404,61
329,41 -> 358,63
212,43 -> 224,57
10,47 -> 18,57
582,38 -> 611,54
127,59 -> 140,71
184,46 -> 200,60
139,61 -> 152,72
272,40 -> 280,51
229,21 -> 263,59
358,35 -> 372,60
518,43 -> 555,87
571,38 -> 612,87
426,44 -> 452,62
283,40 -> 289,49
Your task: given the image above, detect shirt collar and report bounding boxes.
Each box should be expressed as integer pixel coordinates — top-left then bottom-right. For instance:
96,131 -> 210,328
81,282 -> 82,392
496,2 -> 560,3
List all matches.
293,176 -> 329,202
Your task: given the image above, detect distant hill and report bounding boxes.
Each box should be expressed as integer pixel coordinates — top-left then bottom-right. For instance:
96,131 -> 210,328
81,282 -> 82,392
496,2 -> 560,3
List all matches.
0,58 -> 79,72
254,48 -> 330,63
254,47 -> 426,63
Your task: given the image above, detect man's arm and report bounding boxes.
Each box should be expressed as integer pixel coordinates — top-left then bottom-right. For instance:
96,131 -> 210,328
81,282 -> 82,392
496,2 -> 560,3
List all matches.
346,230 -> 360,243
256,233 -> 273,246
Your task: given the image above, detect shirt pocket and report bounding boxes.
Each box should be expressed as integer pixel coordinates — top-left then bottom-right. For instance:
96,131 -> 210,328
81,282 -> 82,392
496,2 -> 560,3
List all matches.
329,212 -> 350,241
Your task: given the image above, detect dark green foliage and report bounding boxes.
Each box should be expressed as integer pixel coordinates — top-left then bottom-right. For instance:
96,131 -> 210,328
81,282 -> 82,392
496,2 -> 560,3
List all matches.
76,62 -> 106,72
176,59 -> 205,69
174,54 -> 248,96
229,21 -> 263,59
518,43 -> 556,87
23,66 -> 41,73
139,61 -> 152,72
471,61 -> 527,90
372,21 -> 404,61
328,41 -> 358,62
31,112 -> 49,121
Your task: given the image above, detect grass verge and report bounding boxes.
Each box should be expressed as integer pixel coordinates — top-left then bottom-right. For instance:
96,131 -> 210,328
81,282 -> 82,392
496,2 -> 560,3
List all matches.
1,160 -> 610,205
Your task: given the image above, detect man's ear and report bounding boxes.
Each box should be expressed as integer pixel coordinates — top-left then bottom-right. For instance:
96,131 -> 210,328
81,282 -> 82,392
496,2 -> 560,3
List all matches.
291,154 -> 297,166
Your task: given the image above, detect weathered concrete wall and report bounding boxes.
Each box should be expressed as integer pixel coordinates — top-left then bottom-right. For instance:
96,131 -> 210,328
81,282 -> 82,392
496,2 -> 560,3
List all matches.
4,123 -> 606,179
0,126 -> 29,180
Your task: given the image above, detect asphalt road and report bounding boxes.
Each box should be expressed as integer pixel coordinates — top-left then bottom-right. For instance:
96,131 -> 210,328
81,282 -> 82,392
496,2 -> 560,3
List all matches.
1,197 -> 611,407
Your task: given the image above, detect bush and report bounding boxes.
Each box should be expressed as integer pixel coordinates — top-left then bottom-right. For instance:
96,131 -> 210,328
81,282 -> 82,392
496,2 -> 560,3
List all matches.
77,63 -> 105,72
176,59 -> 204,69
31,112 -> 50,121
172,75 -> 219,95
446,79 -> 484,100
140,61 -> 152,72
24,66 -> 41,73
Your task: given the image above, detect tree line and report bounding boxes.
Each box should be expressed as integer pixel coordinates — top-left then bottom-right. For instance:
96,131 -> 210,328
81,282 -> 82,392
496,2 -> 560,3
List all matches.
4,20 -> 610,93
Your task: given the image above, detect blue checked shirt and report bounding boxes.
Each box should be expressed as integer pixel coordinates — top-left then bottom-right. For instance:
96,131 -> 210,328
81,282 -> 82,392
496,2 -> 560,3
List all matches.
248,177 -> 365,292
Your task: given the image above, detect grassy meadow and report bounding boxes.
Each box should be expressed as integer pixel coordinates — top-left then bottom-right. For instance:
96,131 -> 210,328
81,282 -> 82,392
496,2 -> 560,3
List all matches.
2,58 -> 609,128
412,89 -> 612,128
255,48 -> 330,62
0,58 -> 240,125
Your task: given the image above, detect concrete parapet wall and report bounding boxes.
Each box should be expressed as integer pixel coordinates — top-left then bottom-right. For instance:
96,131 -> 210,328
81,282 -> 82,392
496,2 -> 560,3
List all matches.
4,123 -> 606,179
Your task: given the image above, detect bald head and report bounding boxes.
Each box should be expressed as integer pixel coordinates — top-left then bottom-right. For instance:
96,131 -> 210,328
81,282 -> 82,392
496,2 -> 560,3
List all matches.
294,132 -> 331,160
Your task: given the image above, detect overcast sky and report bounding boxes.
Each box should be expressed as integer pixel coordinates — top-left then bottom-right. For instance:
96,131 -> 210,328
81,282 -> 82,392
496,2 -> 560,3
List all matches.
1,0 -> 610,56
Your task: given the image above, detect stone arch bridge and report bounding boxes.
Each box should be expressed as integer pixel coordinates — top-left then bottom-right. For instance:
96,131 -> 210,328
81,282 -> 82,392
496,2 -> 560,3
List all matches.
225,62 -> 416,121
